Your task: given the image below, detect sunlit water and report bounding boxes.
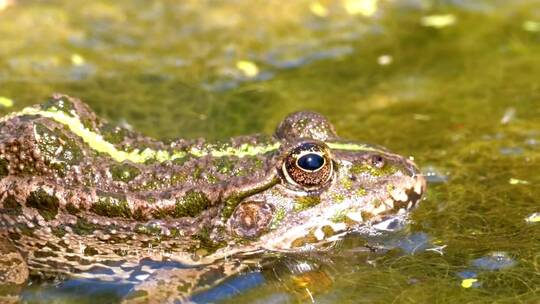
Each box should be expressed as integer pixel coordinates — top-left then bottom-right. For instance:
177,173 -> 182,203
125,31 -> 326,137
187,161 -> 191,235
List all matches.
1,0 -> 540,302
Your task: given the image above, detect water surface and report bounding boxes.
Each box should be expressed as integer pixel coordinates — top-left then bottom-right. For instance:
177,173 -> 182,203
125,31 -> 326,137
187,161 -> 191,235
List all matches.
1,0 -> 540,302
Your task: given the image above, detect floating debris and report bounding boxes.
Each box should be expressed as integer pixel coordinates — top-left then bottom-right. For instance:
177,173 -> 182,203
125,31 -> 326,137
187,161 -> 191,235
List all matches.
425,244 -> 447,256
236,60 -> 259,78
377,54 -> 393,66
481,133 -> 505,141
500,107 -> 516,124
472,252 -> 516,271
508,178 -> 529,185
413,113 -> 431,121
525,212 -> 540,223
71,54 -> 86,66
394,232 -> 432,254
422,166 -> 448,184
457,271 -> 480,289
461,278 -> 479,288
309,2 -> 328,18
420,14 -> 456,28
499,147 -> 523,156
343,0 -> 378,17
0,96 -> 14,108
314,45 -> 354,60
525,138 -> 538,146
523,20 -> 540,32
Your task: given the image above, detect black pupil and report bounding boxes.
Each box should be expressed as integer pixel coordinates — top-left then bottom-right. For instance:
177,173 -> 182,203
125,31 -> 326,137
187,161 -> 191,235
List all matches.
297,153 -> 325,171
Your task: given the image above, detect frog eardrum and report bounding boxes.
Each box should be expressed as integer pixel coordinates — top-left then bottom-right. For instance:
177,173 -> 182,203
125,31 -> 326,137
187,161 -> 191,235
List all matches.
282,142 -> 333,189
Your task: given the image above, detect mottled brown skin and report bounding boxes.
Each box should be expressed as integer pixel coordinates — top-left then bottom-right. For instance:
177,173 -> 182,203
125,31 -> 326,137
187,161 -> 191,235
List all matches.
0,94 -> 426,302
0,95 -> 277,281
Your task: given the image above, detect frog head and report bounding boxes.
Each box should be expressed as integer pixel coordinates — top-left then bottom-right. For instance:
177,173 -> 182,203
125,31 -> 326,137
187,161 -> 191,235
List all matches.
226,111 -> 426,251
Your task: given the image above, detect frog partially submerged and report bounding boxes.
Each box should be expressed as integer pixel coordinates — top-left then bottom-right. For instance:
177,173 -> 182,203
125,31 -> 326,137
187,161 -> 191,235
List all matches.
0,94 -> 426,302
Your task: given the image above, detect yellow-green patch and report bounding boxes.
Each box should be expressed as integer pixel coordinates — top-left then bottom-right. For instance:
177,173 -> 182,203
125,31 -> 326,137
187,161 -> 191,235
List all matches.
294,195 -> 321,211
270,207 -> 286,230
174,190 -> 210,217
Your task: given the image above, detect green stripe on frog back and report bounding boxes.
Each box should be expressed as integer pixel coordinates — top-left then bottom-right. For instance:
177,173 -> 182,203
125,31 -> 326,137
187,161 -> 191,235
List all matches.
3,107 -> 280,163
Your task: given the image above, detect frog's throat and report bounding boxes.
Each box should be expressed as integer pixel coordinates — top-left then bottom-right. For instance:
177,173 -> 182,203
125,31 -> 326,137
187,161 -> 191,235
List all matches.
2,106 -> 386,164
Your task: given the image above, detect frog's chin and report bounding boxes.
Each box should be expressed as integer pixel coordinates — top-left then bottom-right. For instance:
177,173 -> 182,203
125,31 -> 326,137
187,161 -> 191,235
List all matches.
259,211 -> 410,252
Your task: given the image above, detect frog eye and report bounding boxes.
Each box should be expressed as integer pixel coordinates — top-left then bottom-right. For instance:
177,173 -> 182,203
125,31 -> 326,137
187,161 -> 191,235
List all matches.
282,142 -> 333,189
297,153 -> 325,171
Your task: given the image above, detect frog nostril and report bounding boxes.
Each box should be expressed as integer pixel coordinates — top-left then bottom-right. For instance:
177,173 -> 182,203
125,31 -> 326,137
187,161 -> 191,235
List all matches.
371,155 -> 385,168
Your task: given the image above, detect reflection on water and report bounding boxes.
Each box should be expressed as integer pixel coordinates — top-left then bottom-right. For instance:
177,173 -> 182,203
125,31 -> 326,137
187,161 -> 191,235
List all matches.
1,0 -> 540,303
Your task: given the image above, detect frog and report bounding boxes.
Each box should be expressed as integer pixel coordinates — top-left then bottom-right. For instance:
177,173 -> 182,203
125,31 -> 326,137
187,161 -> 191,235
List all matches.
0,94 -> 426,302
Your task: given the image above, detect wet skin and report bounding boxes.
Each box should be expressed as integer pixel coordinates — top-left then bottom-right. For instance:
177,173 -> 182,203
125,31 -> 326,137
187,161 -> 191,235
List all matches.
0,94 -> 426,302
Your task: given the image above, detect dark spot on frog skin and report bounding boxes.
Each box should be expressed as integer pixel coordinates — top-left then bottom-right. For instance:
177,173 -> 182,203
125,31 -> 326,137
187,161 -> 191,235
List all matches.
100,123 -> 131,145
191,166 -> 203,180
110,163 -> 141,183
8,232 -> 21,241
51,226 -> 67,238
26,189 -> 60,221
34,250 -> 58,258
177,282 -> 193,294
321,225 -> 335,238
0,158 -> 8,177
1,195 -> 22,215
84,246 -> 99,256
41,95 -> 76,116
132,208 -> 146,221
113,249 -> 129,257
91,193 -> 132,218
190,226 -> 226,254
72,218 -> 101,236
214,157 -> 236,174
135,223 -> 162,236
65,202 -> 80,215
14,222 -> 35,237
290,231 -> 319,248
174,190 -> 210,218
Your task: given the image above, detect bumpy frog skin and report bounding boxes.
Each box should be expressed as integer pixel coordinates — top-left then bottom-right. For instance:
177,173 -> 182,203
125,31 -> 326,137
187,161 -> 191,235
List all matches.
0,94 -> 426,302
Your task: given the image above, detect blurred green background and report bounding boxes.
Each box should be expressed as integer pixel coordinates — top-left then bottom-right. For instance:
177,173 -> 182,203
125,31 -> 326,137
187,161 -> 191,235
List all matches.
1,0 -> 540,302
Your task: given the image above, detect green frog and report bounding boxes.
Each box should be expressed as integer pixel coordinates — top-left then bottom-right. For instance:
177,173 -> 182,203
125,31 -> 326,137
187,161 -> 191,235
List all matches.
0,94 -> 426,302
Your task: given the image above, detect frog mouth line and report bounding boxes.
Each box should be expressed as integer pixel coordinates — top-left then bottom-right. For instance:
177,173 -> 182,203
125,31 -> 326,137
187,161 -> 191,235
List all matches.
322,181 -> 424,239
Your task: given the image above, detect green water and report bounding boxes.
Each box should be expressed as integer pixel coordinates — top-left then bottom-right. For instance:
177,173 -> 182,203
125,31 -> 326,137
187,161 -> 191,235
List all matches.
1,0 -> 540,303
